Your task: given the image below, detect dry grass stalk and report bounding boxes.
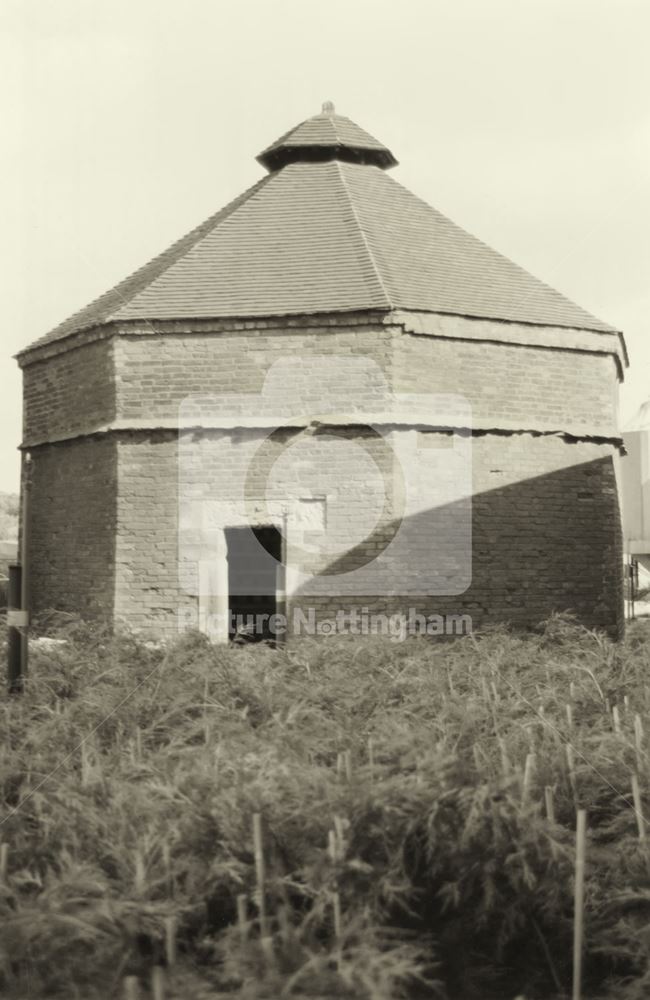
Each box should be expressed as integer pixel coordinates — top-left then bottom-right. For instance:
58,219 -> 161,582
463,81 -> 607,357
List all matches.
344,749 -> 352,782
151,965 -> 166,1000
631,773 -> 646,843
573,809 -> 587,1000
367,736 -> 374,782
566,703 -> 573,731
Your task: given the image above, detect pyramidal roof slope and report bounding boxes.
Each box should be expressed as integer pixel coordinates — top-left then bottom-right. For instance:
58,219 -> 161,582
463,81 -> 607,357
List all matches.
21,104 -> 616,356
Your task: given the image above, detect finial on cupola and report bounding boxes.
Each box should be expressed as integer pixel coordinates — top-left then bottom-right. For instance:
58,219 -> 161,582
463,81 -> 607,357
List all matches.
321,101 -> 336,115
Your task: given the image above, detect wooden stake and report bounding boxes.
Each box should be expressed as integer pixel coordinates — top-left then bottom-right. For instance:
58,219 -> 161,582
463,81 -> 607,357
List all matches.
566,744 -> 578,805
332,891 -> 342,968
162,840 -> 172,897
544,786 -> 556,825
631,773 -> 646,842
572,810 -> 587,1000
260,935 -> 275,965
497,737 -> 511,776
328,829 -> 338,863
236,894 -> 248,946
634,714 -> 644,771
522,753 -> 535,803
545,785 -> 559,860
570,681 -> 576,700
151,965 -> 165,1000
368,737 -> 374,783
332,891 -> 342,940
0,842 -> 8,881
123,976 -> 139,1000
252,813 -> 268,938
566,703 -> 573,731
344,750 -> 352,782
134,850 -> 145,895
612,705 -> 621,735
333,815 -> 345,859
164,916 -> 177,967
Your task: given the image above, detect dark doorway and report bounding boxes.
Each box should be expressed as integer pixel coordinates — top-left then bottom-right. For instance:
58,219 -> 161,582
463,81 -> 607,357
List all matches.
225,525 -> 282,643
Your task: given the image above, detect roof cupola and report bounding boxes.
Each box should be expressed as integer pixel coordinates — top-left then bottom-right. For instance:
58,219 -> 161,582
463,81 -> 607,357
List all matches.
256,104 -> 398,172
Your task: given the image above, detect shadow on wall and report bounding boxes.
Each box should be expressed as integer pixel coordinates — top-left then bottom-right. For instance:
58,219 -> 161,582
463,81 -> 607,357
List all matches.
294,455 -> 623,637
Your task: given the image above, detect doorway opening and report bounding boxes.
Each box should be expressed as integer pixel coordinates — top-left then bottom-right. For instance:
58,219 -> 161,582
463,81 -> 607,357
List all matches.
225,525 -> 283,643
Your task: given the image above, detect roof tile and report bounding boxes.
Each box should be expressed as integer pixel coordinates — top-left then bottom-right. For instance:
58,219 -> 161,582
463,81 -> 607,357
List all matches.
20,111 -> 616,356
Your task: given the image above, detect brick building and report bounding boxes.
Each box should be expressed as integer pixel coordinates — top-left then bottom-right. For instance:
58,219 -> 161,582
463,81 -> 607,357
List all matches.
17,105 -> 627,640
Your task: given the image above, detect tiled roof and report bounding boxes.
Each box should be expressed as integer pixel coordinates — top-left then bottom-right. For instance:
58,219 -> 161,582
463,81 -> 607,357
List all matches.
20,110 -> 616,357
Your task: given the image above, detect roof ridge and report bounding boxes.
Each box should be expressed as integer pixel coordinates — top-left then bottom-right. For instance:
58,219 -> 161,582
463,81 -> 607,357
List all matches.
19,174 -> 274,355
378,169 -> 614,333
335,161 -> 392,309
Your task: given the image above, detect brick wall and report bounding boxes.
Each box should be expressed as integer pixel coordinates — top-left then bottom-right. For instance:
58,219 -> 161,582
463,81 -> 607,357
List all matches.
393,334 -> 618,436
110,428 -> 622,641
22,338 -> 116,445
111,323 -> 619,437
113,326 -> 397,422
26,436 -> 117,623
21,315 -> 623,639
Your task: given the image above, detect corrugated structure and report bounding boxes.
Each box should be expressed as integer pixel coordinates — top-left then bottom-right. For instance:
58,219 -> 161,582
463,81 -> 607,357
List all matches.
18,104 -> 627,639
620,404 -> 650,567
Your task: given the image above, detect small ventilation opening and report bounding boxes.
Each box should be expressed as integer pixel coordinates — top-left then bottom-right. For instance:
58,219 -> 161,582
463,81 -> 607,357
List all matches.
225,525 -> 282,643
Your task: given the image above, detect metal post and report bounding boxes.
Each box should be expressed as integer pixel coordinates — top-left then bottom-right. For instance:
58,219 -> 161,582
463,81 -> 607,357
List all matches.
7,564 -> 25,694
20,454 -> 31,678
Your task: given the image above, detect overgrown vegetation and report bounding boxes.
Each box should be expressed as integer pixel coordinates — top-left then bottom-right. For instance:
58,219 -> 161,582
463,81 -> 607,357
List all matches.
1,616 -> 650,999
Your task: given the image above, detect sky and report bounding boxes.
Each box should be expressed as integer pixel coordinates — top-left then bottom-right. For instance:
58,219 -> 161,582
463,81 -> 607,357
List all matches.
1,0 -> 649,493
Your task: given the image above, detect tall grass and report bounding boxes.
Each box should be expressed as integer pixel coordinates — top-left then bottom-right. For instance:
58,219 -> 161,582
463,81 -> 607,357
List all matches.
1,615 -> 650,998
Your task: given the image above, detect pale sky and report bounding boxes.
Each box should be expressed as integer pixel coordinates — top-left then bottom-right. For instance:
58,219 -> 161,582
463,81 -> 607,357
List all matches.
1,0 -> 649,493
